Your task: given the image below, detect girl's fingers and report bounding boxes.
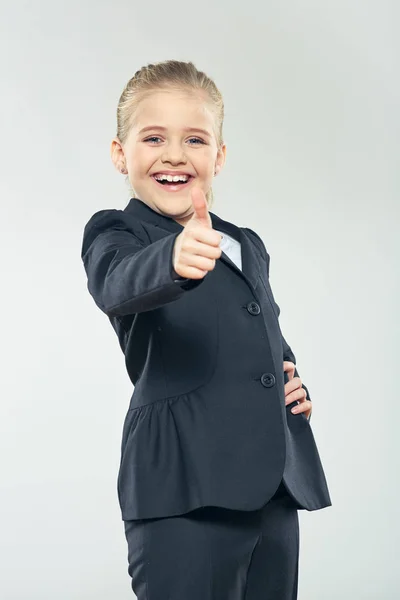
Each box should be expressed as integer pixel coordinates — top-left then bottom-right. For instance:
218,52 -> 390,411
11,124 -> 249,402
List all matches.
182,239 -> 222,260
283,361 -> 312,419
285,384 -> 306,405
283,360 -> 295,380
291,400 -> 312,416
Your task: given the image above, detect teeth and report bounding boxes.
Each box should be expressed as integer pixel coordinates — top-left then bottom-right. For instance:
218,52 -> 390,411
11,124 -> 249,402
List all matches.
155,174 -> 189,183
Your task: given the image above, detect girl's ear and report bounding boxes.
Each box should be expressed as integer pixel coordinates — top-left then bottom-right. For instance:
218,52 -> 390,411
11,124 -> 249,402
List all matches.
111,137 -> 126,173
214,143 -> 227,176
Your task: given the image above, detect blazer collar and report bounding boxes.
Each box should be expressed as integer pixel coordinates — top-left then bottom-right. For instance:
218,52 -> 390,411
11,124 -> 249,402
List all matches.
124,198 -> 262,290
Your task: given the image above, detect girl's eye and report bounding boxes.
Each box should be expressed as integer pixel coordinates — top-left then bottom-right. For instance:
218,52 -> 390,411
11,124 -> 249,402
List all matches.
144,136 -> 162,143
187,137 -> 205,145
143,136 -> 205,145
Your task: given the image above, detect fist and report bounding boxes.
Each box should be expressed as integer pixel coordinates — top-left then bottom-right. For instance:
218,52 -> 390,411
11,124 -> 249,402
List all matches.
172,187 -> 222,279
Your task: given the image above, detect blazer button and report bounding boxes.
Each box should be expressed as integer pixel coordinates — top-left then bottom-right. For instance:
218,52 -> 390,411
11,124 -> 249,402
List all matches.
247,301 -> 261,316
261,373 -> 276,388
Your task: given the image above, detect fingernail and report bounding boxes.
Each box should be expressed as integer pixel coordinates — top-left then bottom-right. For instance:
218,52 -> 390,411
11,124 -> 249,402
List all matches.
291,407 -> 298,413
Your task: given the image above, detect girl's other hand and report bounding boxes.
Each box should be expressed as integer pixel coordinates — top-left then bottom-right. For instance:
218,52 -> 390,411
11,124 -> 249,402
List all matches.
283,360 -> 312,419
172,187 -> 222,279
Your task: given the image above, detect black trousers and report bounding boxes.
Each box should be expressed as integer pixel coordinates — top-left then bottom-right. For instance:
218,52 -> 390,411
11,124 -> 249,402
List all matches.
123,481 -> 299,599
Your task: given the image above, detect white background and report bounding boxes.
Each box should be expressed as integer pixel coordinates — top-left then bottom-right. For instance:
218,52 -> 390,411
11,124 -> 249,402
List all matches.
1,0 -> 398,598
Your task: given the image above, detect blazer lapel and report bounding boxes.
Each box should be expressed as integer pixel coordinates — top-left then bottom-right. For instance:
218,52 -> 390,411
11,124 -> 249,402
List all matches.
215,234 -> 257,290
211,214 -> 261,291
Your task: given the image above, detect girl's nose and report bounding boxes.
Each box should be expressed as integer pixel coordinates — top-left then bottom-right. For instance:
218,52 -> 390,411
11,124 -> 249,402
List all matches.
161,142 -> 187,165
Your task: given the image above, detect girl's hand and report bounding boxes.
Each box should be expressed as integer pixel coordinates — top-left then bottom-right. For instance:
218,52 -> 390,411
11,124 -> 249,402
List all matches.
283,360 -> 312,420
172,187 -> 222,279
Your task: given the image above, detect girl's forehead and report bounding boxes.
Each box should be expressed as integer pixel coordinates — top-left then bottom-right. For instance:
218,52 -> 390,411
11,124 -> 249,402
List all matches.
131,89 -> 216,131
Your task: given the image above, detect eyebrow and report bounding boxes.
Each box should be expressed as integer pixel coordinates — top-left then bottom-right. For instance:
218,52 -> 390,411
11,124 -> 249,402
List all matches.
138,125 -> 211,137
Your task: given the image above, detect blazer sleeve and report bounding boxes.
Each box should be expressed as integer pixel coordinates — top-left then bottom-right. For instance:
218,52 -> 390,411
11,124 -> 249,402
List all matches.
81,209 -> 205,316
244,227 -> 312,422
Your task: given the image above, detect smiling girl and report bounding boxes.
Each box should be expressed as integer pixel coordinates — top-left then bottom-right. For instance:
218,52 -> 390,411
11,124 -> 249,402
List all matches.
111,74 -> 225,226
81,60 -> 331,599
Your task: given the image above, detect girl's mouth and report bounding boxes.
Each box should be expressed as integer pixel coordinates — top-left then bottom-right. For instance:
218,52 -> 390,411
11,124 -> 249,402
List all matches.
151,174 -> 194,192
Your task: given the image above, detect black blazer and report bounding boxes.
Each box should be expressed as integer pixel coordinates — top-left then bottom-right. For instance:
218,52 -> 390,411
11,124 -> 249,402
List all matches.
81,198 -> 332,520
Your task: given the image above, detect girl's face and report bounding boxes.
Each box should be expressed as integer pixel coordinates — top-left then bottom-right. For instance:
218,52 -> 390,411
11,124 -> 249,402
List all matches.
111,88 -> 226,225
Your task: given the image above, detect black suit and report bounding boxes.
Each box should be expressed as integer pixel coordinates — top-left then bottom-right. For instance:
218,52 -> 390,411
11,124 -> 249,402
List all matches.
81,198 -> 331,521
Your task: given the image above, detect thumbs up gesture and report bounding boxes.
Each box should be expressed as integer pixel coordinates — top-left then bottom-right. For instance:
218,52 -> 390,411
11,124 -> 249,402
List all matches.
172,187 -> 222,279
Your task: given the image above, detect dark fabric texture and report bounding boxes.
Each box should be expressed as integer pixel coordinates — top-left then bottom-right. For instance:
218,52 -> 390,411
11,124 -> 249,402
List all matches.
123,481 -> 300,600
81,198 -> 332,520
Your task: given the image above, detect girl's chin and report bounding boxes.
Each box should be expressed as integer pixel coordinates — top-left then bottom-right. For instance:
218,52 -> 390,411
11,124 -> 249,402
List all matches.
143,195 -> 193,220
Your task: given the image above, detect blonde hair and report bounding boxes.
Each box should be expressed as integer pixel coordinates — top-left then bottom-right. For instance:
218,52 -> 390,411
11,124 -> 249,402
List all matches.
116,60 -> 225,208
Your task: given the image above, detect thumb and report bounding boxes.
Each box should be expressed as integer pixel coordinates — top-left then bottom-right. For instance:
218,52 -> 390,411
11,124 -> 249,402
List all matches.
190,187 -> 211,227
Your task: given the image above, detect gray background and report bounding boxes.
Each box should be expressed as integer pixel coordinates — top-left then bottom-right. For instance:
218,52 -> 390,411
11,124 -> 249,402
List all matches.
1,0 -> 398,598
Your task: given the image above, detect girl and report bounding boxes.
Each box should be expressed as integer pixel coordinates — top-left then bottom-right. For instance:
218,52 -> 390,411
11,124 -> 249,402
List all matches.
81,60 -> 331,600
